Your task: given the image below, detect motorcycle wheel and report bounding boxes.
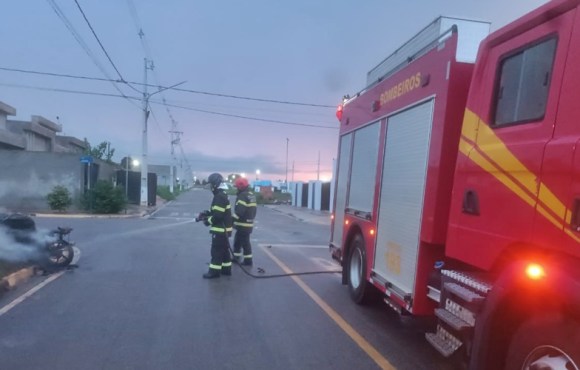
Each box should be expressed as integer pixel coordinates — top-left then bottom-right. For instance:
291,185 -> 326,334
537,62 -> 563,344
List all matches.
48,242 -> 74,267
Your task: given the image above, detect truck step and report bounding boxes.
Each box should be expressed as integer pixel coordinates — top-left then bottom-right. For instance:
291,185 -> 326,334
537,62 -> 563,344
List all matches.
444,282 -> 484,304
441,270 -> 492,295
425,326 -> 462,358
435,308 -> 473,331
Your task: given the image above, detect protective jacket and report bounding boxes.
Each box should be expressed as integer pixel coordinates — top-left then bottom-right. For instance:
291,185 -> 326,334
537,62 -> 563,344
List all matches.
207,188 -> 233,235
233,189 -> 257,233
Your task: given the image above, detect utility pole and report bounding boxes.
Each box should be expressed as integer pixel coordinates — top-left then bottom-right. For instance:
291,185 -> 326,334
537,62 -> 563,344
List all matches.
139,57 -> 186,206
169,126 -> 182,193
285,138 -> 289,189
292,160 -> 295,182
140,58 -> 154,206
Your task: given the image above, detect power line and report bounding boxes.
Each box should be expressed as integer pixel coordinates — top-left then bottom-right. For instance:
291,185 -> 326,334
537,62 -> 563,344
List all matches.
0,66 -> 334,108
0,82 -> 338,130
0,82 -> 138,100
74,0 -> 123,83
150,101 -> 337,130
44,0 -> 140,108
124,0 -> 179,130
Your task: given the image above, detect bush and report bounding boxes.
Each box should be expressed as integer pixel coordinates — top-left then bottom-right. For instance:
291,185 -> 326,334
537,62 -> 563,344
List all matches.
81,180 -> 126,214
46,185 -> 72,211
157,185 -> 178,201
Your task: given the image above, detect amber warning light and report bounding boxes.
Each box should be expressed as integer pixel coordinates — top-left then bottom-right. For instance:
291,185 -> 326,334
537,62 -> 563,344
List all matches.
525,263 -> 546,280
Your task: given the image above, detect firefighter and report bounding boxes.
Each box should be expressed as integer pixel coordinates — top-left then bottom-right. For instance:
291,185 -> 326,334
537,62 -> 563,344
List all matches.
232,177 -> 257,266
200,173 -> 233,279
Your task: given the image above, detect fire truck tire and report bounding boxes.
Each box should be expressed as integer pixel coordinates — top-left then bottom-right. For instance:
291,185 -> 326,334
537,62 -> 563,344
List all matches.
347,233 -> 376,305
504,313 -> 580,370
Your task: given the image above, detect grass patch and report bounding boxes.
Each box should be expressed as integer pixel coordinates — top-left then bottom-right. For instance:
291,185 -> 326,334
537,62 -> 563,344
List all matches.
157,185 -> 182,201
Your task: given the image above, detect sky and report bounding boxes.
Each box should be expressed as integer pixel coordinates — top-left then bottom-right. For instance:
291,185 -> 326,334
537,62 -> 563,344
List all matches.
1,0 -> 549,182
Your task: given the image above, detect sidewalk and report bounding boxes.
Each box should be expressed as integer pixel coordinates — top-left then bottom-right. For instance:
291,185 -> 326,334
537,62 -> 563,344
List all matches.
30,198 -> 166,219
265,204 -> 331,226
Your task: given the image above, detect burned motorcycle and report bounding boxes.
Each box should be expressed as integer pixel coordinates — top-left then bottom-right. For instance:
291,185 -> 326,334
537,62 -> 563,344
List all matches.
0,213 -> 75,271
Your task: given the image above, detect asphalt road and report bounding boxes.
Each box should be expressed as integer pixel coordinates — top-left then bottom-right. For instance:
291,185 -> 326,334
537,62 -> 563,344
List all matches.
0,189 -> 454,370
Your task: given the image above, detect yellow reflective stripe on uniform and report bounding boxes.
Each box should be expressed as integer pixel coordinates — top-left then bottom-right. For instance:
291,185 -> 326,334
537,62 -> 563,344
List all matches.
210,227 -> 226,232
222,262 -> 232,267
226,204 -> 231,209
234,221 -> 253,227
236,200 -> 257,207
233,214 -> 239,219
211,205 -> 226,212
209,264 -> 222,270
233,252 -> 242,257
226,227 -> 233,232
243,254 -> 253,258
207,216 -> 213,224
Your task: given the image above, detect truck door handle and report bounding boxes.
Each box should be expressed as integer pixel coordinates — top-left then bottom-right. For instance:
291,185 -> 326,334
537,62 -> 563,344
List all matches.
570,198 -> 580,232
462,189 -> 480,215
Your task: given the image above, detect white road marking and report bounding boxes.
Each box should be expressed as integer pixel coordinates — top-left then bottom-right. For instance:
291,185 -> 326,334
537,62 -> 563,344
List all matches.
0,271 -> 65,317
149,200 -> 173,217
0,246 -> 82,318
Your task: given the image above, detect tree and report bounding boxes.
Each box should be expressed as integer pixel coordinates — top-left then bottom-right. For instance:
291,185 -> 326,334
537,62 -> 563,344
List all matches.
84,139 -> 115,163
81,180 -> 126,214
46,185 -> 72,212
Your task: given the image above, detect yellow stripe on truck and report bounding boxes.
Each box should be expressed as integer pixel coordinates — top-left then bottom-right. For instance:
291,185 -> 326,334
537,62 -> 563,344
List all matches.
475,118 -> 538,196
459,109 -> 576,242
461,109 -> 479,143
460,137 -> 536,208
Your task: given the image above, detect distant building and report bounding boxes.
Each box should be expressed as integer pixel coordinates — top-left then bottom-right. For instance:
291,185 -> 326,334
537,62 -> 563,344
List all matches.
148,164 -> 177,187
0,100 -> 87,153
0,101 -> 25,150
55,136 -> 87,154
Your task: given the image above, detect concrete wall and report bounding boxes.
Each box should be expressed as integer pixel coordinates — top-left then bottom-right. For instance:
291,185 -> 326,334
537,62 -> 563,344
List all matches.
289,182 -> 298,206
149,164 -> 174,187
0,150 -> 117,211
308,181 -> 315,210
307,181 -> 328,211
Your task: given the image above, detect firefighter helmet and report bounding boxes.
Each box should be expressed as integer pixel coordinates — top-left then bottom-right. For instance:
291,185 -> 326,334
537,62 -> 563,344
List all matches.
207,173 -> 224,189
234,177 -> 249,190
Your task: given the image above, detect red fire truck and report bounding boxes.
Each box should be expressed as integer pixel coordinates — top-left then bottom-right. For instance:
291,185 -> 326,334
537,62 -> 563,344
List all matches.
330,0 -> 580,368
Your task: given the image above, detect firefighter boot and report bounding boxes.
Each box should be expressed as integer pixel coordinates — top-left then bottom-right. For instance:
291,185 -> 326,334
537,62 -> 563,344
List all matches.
221,265 -> 232,276
242,257 -> 253,266
203,269 -> 220,279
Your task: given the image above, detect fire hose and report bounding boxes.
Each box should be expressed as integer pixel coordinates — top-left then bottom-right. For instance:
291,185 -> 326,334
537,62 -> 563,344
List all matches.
196,212 -> 341,279
228,245 -> 341,279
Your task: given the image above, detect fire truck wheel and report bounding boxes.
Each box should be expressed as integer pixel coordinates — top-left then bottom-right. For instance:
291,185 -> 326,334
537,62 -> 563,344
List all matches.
504,313 -> 580,370
347,233 -> 376,305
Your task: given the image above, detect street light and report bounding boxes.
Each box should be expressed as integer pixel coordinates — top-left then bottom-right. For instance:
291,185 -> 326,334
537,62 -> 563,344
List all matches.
256,169 -> 260,181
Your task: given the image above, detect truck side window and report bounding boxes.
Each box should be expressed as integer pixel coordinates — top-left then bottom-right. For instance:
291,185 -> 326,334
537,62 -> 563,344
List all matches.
493,37 -> 557,126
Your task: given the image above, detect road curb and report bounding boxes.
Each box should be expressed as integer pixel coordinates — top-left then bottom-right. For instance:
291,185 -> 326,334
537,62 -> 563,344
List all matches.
32,213 -> 145,219
266,206 -> 330,225
0,266 -> 36,296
